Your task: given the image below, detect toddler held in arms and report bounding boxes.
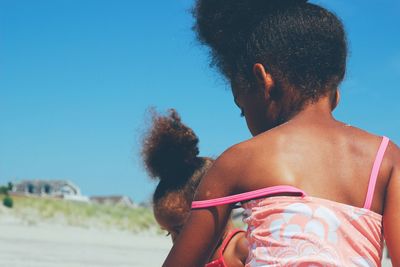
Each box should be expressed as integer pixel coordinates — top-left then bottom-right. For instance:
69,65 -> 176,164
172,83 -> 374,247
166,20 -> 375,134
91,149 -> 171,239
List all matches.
141,109 -> 248,267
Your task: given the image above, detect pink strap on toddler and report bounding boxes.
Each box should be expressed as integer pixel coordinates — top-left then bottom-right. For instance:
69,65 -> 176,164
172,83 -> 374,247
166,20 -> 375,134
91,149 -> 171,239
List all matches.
363,136 -> 390,210
219,229 -> 245,257
192,185 -> 306,209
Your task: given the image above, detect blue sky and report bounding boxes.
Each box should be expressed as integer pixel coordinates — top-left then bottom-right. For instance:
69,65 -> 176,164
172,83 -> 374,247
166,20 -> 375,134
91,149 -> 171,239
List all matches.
0,0 -> 399,203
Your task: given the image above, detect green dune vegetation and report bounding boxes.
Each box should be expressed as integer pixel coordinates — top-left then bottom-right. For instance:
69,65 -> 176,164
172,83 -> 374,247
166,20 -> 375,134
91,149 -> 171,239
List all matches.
0,194 -> 158,233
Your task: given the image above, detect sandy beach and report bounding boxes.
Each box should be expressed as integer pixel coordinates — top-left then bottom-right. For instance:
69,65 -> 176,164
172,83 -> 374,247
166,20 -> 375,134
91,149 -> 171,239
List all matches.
0,218 -> 171,267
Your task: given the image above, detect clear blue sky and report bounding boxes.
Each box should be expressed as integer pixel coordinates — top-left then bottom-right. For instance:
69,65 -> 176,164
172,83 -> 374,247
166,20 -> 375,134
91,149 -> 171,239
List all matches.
0,0 -> 399,203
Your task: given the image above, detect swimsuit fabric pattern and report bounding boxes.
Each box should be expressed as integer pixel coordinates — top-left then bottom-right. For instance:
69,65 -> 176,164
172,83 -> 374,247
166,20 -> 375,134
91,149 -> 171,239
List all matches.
242,196 -> 382,267
192,136 -> 389,267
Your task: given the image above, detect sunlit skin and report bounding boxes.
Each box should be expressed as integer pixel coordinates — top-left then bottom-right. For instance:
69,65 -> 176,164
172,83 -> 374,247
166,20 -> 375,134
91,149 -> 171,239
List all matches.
162,63 -> 400,266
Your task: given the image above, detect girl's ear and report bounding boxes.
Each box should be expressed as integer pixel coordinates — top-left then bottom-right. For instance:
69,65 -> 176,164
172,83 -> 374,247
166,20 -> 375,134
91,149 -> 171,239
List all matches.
253,63 -> 274,100
331,89 -> 340,111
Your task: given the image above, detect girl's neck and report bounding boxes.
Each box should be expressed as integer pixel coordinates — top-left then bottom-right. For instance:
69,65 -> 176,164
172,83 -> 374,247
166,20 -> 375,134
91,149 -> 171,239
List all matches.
287,95 -> 336,125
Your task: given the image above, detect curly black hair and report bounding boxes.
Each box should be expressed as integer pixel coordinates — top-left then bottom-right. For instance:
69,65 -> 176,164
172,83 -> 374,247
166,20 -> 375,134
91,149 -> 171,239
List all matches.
193,0 -> 347,110
141,108 -> 213,208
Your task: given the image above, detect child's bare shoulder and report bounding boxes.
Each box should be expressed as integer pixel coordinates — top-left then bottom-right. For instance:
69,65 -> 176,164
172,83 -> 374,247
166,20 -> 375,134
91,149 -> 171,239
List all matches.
200,138 -> 268,191
387,140 -> 400,169
348,126 -> 398,155
344,126 -> 399,179
193,140 -> 260,200
210,140 -> 256,175
216,136 -> 268,166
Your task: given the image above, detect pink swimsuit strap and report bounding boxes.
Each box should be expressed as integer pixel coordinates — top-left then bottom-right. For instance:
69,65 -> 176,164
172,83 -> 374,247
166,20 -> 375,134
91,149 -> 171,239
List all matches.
192,185 -> 306,209
363,136 -> 390,209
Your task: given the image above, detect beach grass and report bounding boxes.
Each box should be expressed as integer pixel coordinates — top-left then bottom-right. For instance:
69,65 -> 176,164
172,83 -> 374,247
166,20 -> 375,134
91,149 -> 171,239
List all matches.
1,194 -> 157,233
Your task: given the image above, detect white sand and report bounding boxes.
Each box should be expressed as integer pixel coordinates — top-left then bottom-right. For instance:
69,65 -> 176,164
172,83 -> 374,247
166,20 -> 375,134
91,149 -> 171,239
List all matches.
0,219 -> 171,267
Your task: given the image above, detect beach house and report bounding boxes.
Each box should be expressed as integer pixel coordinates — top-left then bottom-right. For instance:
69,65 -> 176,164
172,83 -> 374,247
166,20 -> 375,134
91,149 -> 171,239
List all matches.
11,179 -> 89,202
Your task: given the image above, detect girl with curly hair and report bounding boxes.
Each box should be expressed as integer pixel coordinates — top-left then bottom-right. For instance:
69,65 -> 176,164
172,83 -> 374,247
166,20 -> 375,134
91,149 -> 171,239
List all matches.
163,1 -> 400,266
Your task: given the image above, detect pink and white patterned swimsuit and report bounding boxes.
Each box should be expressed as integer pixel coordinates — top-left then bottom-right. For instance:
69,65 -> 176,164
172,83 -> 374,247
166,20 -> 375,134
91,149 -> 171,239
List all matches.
192,137 -> 389,266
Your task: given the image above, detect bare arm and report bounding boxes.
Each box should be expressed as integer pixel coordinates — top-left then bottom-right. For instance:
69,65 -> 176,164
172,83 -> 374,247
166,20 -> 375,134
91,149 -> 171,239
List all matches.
162,147 -> 242,267
383,142 -> 400,265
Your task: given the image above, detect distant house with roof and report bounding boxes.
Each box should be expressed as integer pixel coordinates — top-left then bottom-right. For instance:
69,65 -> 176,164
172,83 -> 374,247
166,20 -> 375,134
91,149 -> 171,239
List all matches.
90,195 -> 136,208
11,179 -> 89,202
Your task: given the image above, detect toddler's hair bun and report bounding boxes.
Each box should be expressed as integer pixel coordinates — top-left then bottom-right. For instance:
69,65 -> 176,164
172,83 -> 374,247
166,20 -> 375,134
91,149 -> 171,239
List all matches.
141,109 -> 201,185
